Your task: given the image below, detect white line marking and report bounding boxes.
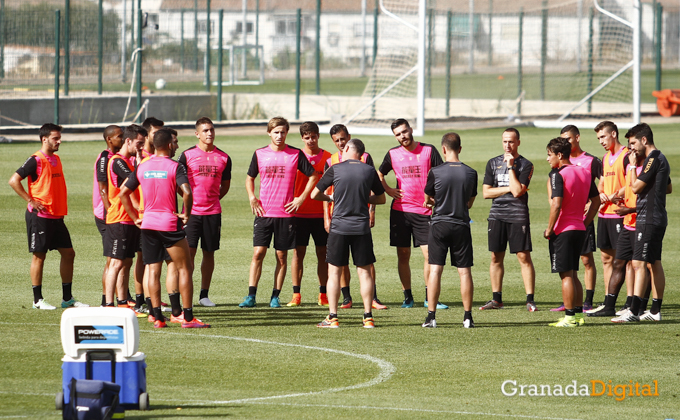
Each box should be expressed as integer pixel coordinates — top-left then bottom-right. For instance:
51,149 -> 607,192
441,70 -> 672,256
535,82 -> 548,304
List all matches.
143,330 -> 396,404
0,324 -> 582,420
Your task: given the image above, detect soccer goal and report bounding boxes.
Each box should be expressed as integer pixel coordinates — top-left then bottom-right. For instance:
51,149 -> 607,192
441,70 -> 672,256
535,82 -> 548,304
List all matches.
337,0 -> 427,137
530,0 -> 641,129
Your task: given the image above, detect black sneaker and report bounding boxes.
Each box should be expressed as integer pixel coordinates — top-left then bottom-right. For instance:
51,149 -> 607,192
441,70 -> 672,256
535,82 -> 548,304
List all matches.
422,318 -> 437,328
587,306 -> 616,317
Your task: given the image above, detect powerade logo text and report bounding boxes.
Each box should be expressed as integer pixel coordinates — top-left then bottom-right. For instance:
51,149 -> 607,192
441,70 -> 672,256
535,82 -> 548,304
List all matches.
144,170 -> 168,179
74,325 -> 124,344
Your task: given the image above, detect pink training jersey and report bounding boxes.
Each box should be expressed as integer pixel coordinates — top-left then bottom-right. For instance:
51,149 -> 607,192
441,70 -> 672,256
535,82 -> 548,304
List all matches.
247,145 -> 315,218
92,149 -> 112,220
132,156 -> 183,232
550,164 -> 595,235
380,143 -> 442,215
179,146 -> 231,215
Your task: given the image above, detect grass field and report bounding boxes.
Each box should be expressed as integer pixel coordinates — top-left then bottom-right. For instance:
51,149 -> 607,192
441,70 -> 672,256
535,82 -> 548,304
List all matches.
1,124 -> 679,419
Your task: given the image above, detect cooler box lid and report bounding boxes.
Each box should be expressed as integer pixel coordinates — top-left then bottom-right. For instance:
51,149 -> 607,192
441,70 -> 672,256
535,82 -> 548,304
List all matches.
61,307 -> 139,358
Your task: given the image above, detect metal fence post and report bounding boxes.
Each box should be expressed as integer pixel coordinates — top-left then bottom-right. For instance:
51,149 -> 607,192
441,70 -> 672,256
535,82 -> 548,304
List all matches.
98,0 -> 103,95
181,9 -> 185,73
194,0 -> 198,71
315,0 -> 320,95
517,7 -> 523,114
0,0 -> 5,79
55,10 -> 61,124
427,8 -> 433,98
445,10 -> 452,117
655,3 -> 663,91
373,0 -> 378,66
64,0 -> 70,95
217,9 -> 223,121
487,0 -> 492,66
295,8 -> 301,120
136,5 -> 142,123
205,0 -> 211,91
540,0 -> 547,101
587,7 -> 593,112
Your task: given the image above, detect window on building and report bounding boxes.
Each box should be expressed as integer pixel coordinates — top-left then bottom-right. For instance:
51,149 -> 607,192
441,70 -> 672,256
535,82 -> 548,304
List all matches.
198,19 -> 214,35
236,21 -> 254,34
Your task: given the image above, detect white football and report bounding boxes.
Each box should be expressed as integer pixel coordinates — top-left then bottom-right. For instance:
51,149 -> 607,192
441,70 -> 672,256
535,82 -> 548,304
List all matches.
155,78 -> 167,90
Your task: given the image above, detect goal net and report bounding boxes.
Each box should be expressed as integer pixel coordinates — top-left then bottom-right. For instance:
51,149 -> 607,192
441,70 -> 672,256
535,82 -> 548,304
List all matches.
338,0 -> 426,136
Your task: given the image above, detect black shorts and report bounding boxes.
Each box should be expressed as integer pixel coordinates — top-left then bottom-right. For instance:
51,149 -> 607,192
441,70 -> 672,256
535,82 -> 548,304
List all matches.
105,223 -> 140,260
25,210 -> 72,253
580,221 -> 596,255
95,217 -> 111,256
614,228 -> 635,261
390,209 -> 430,248
597,217 -> 624,250
185,213 -> 221,252
326,231 -> 376,267
295,217 -> 328,247
549,230 -> 585,273
428,222 -> 474,268
253,217 -> 295,250
487,219 -> 532,254
141,229 -> 186,265
633,224 -> 665,263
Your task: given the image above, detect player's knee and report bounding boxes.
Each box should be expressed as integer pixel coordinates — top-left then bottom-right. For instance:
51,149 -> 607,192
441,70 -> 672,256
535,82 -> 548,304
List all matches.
60,248 -> 76,261
397,247 -> 411,260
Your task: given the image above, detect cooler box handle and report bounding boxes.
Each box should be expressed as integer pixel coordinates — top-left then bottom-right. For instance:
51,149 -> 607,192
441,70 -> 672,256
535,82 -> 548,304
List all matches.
85,350 -> 116,382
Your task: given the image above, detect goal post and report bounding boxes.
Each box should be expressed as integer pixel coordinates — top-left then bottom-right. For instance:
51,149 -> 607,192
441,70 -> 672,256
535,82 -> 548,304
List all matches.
533,0 -> 641,129
331,0 -> 427,137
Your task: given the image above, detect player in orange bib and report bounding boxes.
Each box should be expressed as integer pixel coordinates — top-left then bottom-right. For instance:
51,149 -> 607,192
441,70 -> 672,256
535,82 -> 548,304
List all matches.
9,123 -> 87,310
593,121 -> 628,303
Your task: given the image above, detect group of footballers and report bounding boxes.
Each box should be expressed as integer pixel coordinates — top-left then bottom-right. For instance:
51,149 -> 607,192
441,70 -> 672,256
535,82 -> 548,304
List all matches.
9,114 -> 670,329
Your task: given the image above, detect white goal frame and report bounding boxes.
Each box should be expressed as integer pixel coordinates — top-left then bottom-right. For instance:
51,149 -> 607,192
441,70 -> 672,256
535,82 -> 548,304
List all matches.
336,0 -> 426,137
534,0 -> 641,129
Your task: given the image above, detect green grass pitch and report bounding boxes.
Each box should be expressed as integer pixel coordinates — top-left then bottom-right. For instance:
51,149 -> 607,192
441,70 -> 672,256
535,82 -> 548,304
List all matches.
1,124 -> 679,419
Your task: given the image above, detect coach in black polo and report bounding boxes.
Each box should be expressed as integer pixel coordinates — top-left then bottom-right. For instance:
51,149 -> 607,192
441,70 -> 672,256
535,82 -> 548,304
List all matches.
422,132 -> 478,329
312,139 -> 386,328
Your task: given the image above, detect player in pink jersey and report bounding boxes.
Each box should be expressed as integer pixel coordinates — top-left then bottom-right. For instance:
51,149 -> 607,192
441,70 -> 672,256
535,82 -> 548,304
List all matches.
141,117 -> 164,157
137,118 -> 173,313
379,118 -> 444,309
240,117 -> 318,308
178,117 -> 231,307
555,125 -> 602,312
94,125 -> 123,306
285,121 -> 332,307
120,128 -> 209,328
545,138 -> 600,327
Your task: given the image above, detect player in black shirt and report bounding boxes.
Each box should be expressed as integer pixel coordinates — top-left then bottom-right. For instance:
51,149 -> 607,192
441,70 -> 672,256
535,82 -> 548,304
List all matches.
312,139 -> 386,328
422,133 -> 478,328
613,123 -> 671,323
481,128 -> 536,312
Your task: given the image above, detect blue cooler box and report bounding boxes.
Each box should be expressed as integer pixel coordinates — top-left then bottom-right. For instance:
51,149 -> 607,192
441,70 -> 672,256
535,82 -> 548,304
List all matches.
59,308 -> 149,411
62,352 -> 147,409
